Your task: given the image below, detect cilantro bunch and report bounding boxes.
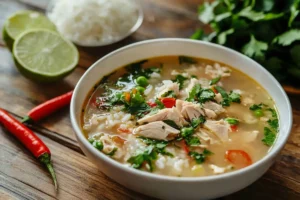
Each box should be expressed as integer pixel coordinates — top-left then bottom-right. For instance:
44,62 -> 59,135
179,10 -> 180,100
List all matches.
193,0 -> 300,84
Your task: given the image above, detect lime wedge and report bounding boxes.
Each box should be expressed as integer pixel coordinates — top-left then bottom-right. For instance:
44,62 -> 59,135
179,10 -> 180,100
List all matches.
3,10 -> 56,50
13,29 -> 79,82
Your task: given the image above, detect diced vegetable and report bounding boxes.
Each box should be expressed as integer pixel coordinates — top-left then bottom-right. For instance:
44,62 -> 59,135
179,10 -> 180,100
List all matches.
254,109 -> 264,117
225,150 -> 252,168
160,98 -> 176,108
185,136 -> 201,146
136,76 -> 149,87
136,86 -> 145,94
191,116 -> 206,128
230,125 -> 238,132
225,118 -> 239,125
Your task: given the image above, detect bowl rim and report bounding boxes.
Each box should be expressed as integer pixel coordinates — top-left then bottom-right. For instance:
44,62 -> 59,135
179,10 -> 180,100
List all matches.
70,38 -> 293,182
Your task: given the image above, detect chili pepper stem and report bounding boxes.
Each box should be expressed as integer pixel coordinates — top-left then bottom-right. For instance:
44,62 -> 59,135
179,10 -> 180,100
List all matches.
21,116 -> 32,124
39,153 -> 58,191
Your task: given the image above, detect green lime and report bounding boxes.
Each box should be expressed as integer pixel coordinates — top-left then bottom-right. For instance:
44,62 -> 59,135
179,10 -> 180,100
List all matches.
3,10 -> 56,50
13,29 -> 79,82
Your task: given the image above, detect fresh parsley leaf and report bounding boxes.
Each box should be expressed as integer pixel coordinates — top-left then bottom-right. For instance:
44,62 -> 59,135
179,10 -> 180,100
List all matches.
173,74 -> 188,89
178,56 -> 197,64
190,29 -> 205,40
199,89 -> 215,103
138,137 -> 174,158
198,2 -> 219,24
225,118 -> 239,125
127,146 -> 157,171
273,29 -> 300,46
267,108 -> 277,118
209,76 -> 221,85
215,86 -> 228,98
249,103 -> 264,111
268,119 -> 279,130
217,28 -> 234,45
185,136 -> 201,146
180,127 -> 194,138
163,120 -> 180,130
262,127 -> 276,146
289,1 -> 300,27
186,84 -> 202,102
229,91 -> 241,103
239,7 -> 283,21
189,149 -> 213,164
242,35 -> 268,61
191,116 -> 206,128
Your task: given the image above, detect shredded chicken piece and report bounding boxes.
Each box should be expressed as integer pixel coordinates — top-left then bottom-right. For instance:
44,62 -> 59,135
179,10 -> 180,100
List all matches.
176,99 -> 205,121
203,101 -> 225,115
156,80 -> 180,97
209,164 -> 233,174
137,107 -> 187,126
203,120 -> 230,142
133,121 -> 180,140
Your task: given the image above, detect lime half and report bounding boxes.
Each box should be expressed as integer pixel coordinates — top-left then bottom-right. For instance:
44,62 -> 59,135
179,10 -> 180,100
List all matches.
13,29 -> 79,82
3,10 -> 56,50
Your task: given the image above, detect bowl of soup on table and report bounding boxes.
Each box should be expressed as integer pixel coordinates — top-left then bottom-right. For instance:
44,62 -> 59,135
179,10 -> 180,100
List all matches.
70,39 -> 292,200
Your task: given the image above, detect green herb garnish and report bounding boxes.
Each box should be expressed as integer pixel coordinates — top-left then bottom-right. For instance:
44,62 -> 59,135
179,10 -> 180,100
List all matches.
189,149 -> 213,164
178,56 -> 197,64
191,116 -> 206,128
185,136 -> 201,146
173,75 -> 188,89
163,120 -> 180,130
209,76 -> 221,85
225,118 -> 239,125
262,127 -> 276,146
161,90 -> 177,98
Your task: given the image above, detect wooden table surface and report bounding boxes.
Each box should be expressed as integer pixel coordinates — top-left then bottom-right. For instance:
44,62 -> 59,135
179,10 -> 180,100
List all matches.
0,0 -> 299,199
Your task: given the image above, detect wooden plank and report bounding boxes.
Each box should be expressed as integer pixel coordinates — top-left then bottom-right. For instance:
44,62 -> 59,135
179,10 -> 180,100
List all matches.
0,125 -> 150,200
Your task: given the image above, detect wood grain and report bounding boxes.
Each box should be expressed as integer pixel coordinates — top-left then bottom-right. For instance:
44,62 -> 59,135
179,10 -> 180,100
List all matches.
0,0 -> 299,199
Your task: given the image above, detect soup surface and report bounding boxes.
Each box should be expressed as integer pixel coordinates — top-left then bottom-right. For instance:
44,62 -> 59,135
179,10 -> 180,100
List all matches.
82,56 -> 279,177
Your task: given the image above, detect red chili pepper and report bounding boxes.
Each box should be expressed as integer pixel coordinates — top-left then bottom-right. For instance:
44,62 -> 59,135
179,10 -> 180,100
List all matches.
225,150 -> 252,168
181,140 -> 189,154
22,91 -> 73,123
230,125 -> 238,132
147,102 -> 157,107
160,97 -> 176,108
212,87 -> 218,94
0,108 -> 57,190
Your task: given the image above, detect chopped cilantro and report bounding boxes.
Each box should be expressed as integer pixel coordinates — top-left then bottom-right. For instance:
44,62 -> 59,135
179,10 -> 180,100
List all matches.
262,127 -> 276,146
191,116 -> 206,128
127,146 -> 157,171
161,90 -> 177,98
199,89 -> 215,103
209,76 -> 221,85
229,91 -> 241,103
273,29 -> 300,46
163,120 -> 180,130
225,118 -> 239,125
186,84 -> 201,102
155,99 -> 165,109
138,137 -> 174,157
191,75 -> 198,78
180,127 -> 194,138
215,86 -> 228,99
267,108 -> 277,118
185,136 -> 201,146
173,75 -> 188,89
249,103 -> 264,111
268,119 -> 279,131
178,56 -> 197,64
189,149 -> 213,164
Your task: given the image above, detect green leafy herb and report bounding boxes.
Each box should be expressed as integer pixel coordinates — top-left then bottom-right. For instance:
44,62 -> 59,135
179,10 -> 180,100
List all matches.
262,127 -> 276,146
209,76 -> 221,85
173,75 -> 188,89
229,91 -> 241,103
267,108 -> 277,118
214,86 -> 231,106
193,0 -> 300,84
127,146 -> 157,171
178,56 -> 197,64
163,120 -> 180,130
249,103 -> 264,111
161,90 -> 177,98
138,137 -> 174,157
180,127 -> 194,138
191,116 -> 206,128
185,136 -> 201,146
155,99 -> 165,109
186,84 -> 202,102
225,118 -> 239,125
199,89 -> 215,103
268,119 -> 279,130
189,149 -> 213,164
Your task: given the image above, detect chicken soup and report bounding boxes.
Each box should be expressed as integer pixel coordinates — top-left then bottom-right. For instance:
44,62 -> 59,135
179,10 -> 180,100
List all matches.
82,56 -> 279,177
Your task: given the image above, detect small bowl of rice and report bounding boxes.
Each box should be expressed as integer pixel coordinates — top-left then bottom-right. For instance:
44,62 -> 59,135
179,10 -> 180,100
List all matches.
47,0 -> 143,47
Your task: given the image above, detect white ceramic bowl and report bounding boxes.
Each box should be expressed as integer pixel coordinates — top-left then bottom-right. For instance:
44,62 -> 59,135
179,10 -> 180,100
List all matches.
70,39 -> 292,200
